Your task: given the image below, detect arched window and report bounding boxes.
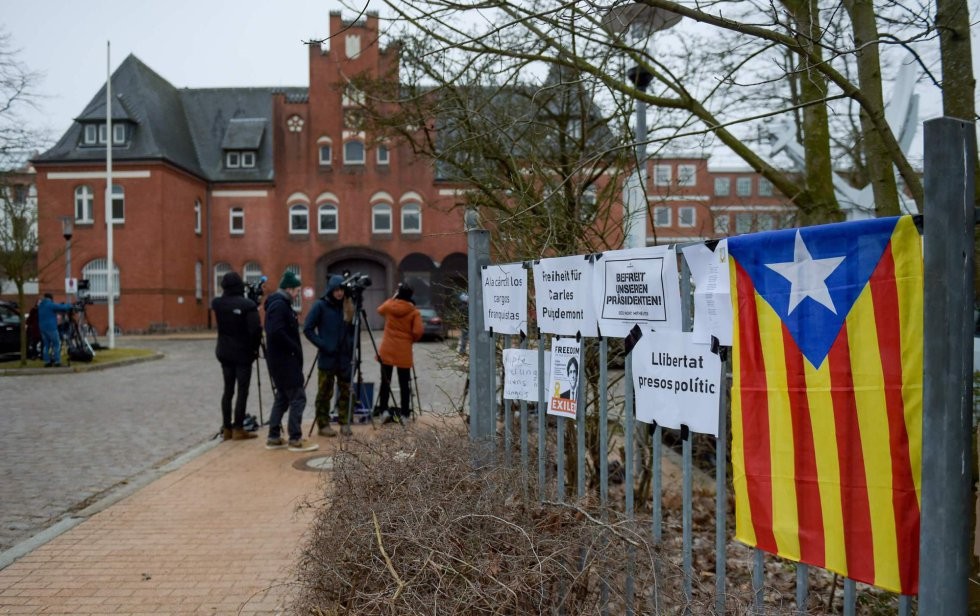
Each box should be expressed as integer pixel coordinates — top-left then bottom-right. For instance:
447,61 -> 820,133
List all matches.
74,185 -> 94,223
317,136 -> 332,166
81,258 -> 120,301
285,264 -> 302,310
243,262 -> 263,288
289,204 -> 309,234
401,202 -> 421,234
318,203 -> 338,234
229,207 -> 244,234
214,262 -> 231,298
372,203 -> 392,233
343,140 -> 365,165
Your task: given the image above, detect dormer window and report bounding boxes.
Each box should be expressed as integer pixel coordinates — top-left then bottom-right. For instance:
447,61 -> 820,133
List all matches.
225,150 -> 256,169
81,122 -> 129,146
221,118 -> 265,170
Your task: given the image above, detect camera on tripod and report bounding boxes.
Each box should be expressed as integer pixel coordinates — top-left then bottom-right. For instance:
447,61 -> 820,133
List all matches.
245,276 -> 267,304
340,272 -> 372,299
73,279 -> 93,312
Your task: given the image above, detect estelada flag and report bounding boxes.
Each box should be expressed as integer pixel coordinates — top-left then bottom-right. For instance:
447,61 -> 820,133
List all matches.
727,215 -> 922,595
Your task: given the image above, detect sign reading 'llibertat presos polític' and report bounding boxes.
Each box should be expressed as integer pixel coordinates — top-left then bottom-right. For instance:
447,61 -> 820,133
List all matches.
532,255 -> 597,337
631,329 -> 721,436
481,263 -> 527,335
594,246 -> 682,338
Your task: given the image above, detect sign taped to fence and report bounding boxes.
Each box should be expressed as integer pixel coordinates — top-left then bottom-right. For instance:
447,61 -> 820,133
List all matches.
682,240 -> 733,346
533,256 -> 597,337
547,338 -> 581,419
594,246 -> 682,337
631,329 -> 721,436
481,263 -> 527,335
503,348 -> 549,402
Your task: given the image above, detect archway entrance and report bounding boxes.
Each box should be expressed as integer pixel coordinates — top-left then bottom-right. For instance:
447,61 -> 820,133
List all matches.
316,251 -> 392,330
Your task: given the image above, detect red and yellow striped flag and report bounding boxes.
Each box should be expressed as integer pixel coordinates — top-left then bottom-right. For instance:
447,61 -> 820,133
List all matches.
727,215 -> 922,594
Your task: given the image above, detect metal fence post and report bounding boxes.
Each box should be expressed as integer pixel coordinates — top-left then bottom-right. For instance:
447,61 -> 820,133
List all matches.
468,229 -> 494,462
918,117 -> 976,614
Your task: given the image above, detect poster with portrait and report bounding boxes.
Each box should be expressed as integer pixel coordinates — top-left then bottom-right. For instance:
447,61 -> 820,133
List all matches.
503,348 -> 550,402
547,338 -> 581,419
481,262 -> 528,335
594,246 -> 683,338
533,255 -> 598,337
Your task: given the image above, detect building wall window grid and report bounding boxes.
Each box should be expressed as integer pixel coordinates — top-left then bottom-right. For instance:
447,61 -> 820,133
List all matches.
401,202 -> 421,233
372,203 -> 392,233
81,258 -> 120,301
344,140 -> 365,165
713,214 -> 730,235
289,204 -> 309,234
194,200 -> 201,234
214,262 -> 231,297
677,164 -> 697,187
758,178 -> 774,196
318,203 -> 338,234
734,212 -> 754,233
736,177 -> 753,197
243,262 -> 263,288
83,123 -> 127,146
74,185 -> 94,222
229,207 -> 244,234
654,206 -> 671,227
110,185 -> 124,223
678,206 -> 696,227
714,177 -> 730,196
653,165 -> 671,186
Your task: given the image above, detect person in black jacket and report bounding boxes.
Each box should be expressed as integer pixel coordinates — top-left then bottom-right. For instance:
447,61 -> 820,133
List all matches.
263,270 -> 318,453
303,274 -> 355,437
212,272 -> 262,440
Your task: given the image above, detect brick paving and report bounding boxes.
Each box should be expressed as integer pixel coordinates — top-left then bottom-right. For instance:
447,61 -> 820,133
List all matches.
0,332 -> 467,614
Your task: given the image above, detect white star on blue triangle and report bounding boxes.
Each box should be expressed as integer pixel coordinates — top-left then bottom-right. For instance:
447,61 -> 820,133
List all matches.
765,231 -> 845,315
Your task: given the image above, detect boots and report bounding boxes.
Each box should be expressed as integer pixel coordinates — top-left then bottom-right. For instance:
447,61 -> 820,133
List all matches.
318,424 -> 337,437
232,428 -> 258,440
222,428 -> 233,441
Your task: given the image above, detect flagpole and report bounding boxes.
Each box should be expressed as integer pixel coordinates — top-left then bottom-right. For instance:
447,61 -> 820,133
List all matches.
105,41 -> 115,349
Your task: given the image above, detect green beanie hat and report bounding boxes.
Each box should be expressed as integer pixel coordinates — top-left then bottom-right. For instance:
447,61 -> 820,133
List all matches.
279,270 -> 301,289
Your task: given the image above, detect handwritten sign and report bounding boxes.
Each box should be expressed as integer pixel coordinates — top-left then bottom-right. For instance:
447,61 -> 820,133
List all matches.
533,256 -> 597,337
503,348 -> 549,402
482,263 -> 527,335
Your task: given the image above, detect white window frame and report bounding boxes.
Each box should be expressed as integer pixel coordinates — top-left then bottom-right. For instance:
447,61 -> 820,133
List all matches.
214,262 -> 231,297
342,84 -> 364,106
653,165 -> 671,186
98,124 -> 108,144
757,213 -> 776,231
194,200 -> 202,234
713,214 -> 730,235
344,140 -> 365,165
318,143 -> 332,166
345,35 -> 362,60
286,264 -> 302,310
195,261 -> 203,300
75,185 -> 94,223
736,177 -> 753,197
113,123 -> 126,144
759,177 -> 774,197
735,213 -> 754,233
243,262 -> 263,289
653,206 -> 671,227
318,203 -> 338,234
376,144 -> 390,165
289,204 -> 309,234
677,164 -> 697,187
229,207 -> 244,235
372,203 -> 392,233
226,151 -> 241,168
714,177 -> 730,196
678,206 -> 696,228
81,258 -> 120,301
401,202 -> 421,234
241,151 -> 256,168
83,124 -> 97,145
110,185 -> 125,223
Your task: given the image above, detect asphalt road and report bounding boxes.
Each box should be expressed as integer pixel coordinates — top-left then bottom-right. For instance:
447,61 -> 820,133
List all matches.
0,332 -> 467,553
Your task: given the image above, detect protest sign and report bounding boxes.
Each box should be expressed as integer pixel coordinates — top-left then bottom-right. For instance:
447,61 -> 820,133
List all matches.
532,256 -> 597,337
594,246 -> 682,337
482,263 -> 528,335
547,338 -> 581,419
503,348 -> 549,402
682,240 -> 733,346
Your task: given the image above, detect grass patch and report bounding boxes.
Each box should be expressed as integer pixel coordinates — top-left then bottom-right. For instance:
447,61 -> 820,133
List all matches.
1,347 -> 158,372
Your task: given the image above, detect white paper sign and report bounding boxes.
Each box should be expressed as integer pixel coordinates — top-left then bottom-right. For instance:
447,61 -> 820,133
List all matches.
682,241 -> 733,346
65,277 -> 77,294
503,348 -> 550,402
482,263 -> 528,335
594,246 -> 682,337
547,338 -> 581,419
532,256 -> 597,337
631,330 -> 721,436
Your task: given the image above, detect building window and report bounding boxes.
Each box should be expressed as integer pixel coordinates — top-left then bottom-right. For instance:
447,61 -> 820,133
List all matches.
342,84 -> 364,106
243,262 -> 263,289
81,258 -> 120,301
757,214 -> 777,230
653,165 -> 671,186
287,115 -> 304,133
195,261 -> 203,301
759,178 -> 773,197
318,141 -> 332,166
113,123 -> 126,144
194,200 -> 202,235
736,177 -> 753,197
735,213 -> 753,233
226,151 -> 240,168
99,124 -> 108,144
286,264 -> 302,310
74,185 -> 94,223
229,207 -> 244,234
241,151 -> 255,168
83,124 -> 97,145
714,177 -> 730,196
654,206 -> 671,227
345,35 -> 362,60
110,185 -> 124,223
713,214 -> 730,235
214,262 -> 231,297
344,140 -> 365,165
401,202 -> 421,234
677,164 -> 697,187
678,206 -> 696,227
372,204 -> 392,233
377,144 -> 390,165
289,204 -> 309,234
318,203 -> 338,234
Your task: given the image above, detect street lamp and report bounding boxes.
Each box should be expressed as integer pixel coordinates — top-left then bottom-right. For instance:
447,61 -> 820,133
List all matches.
61,217 -> 73,301
602,3 -> 681,249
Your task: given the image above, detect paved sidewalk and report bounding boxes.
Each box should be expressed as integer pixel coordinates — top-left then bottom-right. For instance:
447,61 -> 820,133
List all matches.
0,422 -> 341,615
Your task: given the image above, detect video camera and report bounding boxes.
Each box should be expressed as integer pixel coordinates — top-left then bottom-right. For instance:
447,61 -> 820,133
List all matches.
72,279 -> 93,312
245,276 -> 267,304
340,272 -> 372,300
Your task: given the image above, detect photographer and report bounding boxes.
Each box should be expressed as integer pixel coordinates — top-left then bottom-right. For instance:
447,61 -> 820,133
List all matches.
303,275 -> 355,437
263,270 -> 318,452
375,283 -> 424,423
211,272 -> 262,440
38,293 -> 72,367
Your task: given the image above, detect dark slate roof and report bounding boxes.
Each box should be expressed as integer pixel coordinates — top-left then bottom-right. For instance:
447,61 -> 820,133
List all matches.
35,54 -> 308,184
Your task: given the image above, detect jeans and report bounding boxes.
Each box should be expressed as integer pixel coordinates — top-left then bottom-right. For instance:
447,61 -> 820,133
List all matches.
378,363 -> 411,417
220,361 -> 253,429
268,385 -> 307,442
316,369 -> 351,427
41,328 -> 61,365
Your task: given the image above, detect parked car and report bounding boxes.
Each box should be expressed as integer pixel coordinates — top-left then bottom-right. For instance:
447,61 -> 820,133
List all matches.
418,307 -> 447,341
0,300 -> 22,358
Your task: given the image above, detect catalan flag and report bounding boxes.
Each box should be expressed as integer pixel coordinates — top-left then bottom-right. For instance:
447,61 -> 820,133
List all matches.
727,215 -> 922,595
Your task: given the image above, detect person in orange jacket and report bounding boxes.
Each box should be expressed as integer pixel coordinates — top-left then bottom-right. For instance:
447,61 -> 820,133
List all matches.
376,283 -> 423,423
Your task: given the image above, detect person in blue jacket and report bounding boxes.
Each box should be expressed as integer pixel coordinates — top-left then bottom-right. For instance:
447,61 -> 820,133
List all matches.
303,274 -> 355,437
37,293 -> 72,367
263,271 -> 318,453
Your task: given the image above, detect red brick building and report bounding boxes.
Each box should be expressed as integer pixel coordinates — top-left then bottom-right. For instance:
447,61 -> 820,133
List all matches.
33,12 -> 468,333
